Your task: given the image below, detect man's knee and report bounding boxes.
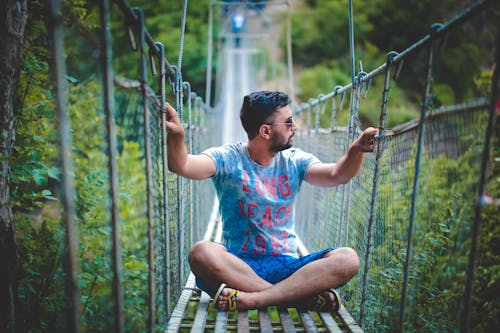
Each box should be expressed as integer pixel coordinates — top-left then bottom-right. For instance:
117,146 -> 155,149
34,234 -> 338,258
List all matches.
329,247 -> 360,280
188,240 -> 227,271
188,240 -> 212,267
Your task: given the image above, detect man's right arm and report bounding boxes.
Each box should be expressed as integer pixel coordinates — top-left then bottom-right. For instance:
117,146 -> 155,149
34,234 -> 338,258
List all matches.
165,102 -> 216,180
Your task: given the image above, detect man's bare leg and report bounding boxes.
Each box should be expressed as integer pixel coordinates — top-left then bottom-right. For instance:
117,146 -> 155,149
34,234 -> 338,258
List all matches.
214,247 -> 359,311
188,240 -> 273,294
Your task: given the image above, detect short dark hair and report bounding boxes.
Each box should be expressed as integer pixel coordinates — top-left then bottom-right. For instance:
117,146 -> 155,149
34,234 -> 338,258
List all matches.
240,91 -> 290,139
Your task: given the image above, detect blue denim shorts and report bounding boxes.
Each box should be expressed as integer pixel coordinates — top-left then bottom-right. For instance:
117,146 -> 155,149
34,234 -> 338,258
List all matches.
196,246 -> 335,296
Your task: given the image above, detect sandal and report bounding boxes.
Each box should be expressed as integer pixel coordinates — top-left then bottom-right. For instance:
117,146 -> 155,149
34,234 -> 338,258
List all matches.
213,283 -> 240,311
313,289 -> 342,312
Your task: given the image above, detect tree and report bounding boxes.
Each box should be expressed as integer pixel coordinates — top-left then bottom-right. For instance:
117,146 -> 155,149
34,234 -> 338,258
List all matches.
0,1 -> 28,332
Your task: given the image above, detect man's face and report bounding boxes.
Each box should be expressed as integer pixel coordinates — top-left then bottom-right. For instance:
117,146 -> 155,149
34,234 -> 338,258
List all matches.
268,105 -> 297,152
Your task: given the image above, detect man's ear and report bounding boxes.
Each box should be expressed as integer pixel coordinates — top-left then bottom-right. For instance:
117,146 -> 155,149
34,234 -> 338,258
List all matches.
259,124 -> 272,139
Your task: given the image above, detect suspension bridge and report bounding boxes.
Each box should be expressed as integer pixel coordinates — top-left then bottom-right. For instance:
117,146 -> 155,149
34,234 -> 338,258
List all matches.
13,0 -> 498,332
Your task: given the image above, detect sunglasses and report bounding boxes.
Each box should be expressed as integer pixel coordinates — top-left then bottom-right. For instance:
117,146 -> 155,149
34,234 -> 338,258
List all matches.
266,117 -> 295,127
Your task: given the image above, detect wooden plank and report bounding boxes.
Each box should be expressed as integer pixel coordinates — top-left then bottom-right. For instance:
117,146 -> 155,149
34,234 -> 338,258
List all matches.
184,272 -> 197,290
278,308 -> 297,333
258,309 -> 274,333
338,307 -> 363,333
214,310 -> 228,333
299,311 -> 319,333
166,282 -> 195,332
318,312 -> 343,333
190,291 -> 211,332
237,311 -> 250,333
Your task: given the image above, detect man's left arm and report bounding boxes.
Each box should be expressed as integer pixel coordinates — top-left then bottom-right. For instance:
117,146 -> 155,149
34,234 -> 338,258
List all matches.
305,127 -> 379,187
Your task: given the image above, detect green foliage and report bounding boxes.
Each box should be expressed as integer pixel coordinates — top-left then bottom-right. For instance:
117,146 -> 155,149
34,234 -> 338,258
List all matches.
289,0 -> 374,67
15,76 -> 154,331
297,62 -> 351,101
108,0 -> 210,95
290,0 -> 496,128
16,210 -> 66,332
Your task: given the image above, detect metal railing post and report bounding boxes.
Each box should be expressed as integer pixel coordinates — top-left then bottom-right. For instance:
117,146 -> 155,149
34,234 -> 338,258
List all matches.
399,24 -> 440,333
99,0 -> 124,331
131,7 -> 156,332
155,41 -> 172,317
48,0 -> 81,331
359,51 -> 398,328
460,31 -> 500,333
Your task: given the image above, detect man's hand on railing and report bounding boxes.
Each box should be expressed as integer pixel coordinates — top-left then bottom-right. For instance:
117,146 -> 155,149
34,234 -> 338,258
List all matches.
351,127 -> 379,153
165,102 -> 185,137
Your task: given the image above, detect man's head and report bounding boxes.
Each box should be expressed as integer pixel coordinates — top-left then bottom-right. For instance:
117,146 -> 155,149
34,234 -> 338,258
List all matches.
240,91 -> 291,140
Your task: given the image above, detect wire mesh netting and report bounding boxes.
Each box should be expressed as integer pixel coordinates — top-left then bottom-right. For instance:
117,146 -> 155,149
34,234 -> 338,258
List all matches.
294,100 -> 490,331
112,82 -> 219,329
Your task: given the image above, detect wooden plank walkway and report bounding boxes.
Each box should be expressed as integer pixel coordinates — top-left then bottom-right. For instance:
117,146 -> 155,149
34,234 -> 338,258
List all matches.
167,202 -> 363,332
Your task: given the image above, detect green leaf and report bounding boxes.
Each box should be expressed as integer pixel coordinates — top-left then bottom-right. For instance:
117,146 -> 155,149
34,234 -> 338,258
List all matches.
29,151 -> 42,162
31,169 -> 47,185
438,223 -> 450,233
47,167 -> 61,180
41,189 -> 57,200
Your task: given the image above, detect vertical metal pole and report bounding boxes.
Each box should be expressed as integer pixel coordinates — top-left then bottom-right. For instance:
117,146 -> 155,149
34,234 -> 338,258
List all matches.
286,6 -> 296,106
330,89 -> 343,246
205,1 -> 214,106
184,85 -> 194,251
99,1 -> 124,331
460,32 -> 500,333
399,27 -> 438,333
156,42 -> 171,317
343,73 -> 365,246
48,0 -> 81,331
348,0 -> 356,86
330,87 -> 343,132
343,0 -> 358,247
359,51 -> 397,328
132,7 -> 155,332
174,68 -> 185,287
314,97 -> 322,131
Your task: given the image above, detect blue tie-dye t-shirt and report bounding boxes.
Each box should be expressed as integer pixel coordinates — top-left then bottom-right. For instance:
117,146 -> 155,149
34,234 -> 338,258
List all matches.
202,143 -> 320,258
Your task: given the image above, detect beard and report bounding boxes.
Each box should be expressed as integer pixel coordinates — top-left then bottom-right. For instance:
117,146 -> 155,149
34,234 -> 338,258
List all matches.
270,132 -> 294,152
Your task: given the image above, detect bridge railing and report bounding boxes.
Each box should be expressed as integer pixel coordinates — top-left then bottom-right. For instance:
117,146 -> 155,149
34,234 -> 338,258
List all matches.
292,0 -> 498,331
45,0 -> 220,331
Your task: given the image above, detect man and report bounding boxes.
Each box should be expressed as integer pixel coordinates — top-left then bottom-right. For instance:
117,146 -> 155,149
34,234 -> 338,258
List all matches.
166,91 -> 378,311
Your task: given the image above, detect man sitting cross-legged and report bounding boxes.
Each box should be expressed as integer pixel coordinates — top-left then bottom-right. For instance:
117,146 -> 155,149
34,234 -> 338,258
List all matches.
165,91 -> 378,311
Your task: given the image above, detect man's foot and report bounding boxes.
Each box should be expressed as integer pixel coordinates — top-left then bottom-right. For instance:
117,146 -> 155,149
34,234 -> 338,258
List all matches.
213,283 -> 242,311
293,289 -> 342,312
311,289 -> 342,312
